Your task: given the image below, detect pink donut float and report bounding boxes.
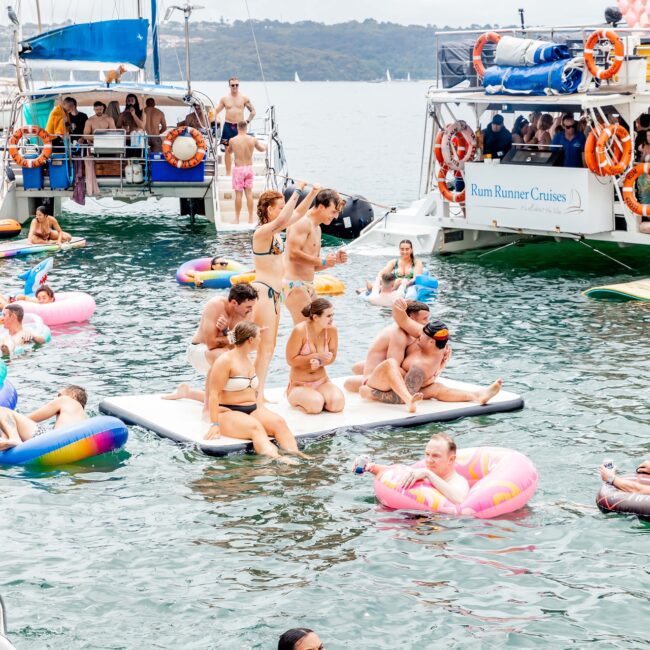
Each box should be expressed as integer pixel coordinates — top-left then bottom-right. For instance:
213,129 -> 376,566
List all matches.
20,292 -> 96,326
373,446 -> 538,519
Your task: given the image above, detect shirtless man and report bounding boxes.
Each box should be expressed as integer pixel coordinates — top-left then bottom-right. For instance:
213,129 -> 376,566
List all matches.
83,101 -> 116,137
600,460 -> 650,495
228,121 -> 267,223
143,97 -> 167,153
356,433 -> 470,505
284,189 -> 348,324
0,385 -> 87,450
1,304 -> 48,356
367,272 -> 405,307
214,77 -> 256,175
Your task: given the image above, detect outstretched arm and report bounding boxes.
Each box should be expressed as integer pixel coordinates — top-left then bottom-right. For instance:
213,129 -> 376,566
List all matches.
27,397 -> 63,422
392,298 -> 423,339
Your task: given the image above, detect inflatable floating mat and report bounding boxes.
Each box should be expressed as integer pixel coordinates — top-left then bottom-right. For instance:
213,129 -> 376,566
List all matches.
0,237 -> 86,258
583,279 -> 650,302
99,377 -> 523,456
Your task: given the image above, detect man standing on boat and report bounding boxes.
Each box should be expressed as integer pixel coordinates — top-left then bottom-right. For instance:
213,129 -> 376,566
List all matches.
214,77 -> 256,176
482,114 -> 512,161
284,189 -> 348,323
551,114 -> 585,168
228,121 -> 267,223
143,98 -> 167,153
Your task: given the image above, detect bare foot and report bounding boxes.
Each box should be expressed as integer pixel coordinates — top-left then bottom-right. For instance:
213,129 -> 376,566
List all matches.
477,379 -> 503,405
0,439 -> 17,451
162,383 -> 191,400
277,455 -> 299,465
285,449 -> 312,460
407,392 -> 424,413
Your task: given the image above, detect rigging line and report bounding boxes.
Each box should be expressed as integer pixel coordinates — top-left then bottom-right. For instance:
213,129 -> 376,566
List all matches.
242,0 -> 271,105
576,239 -> 634,271
478,240 -> 522,257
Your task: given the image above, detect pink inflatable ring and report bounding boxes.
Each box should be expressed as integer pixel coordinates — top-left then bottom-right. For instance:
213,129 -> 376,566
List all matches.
20,292 -> 96,326
373,446 -> 538,519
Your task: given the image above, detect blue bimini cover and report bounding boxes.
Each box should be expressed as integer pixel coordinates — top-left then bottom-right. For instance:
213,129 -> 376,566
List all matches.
483,59 -> 584,96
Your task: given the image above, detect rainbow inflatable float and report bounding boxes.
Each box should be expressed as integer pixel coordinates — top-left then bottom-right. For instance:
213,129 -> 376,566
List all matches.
0,237 -> 86,259
176,258 -> 247,289
373,446 -> 538,518
0,416 -> 128,467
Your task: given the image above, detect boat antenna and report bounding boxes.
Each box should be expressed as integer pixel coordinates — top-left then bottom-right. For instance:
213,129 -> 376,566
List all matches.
243,0 -> 271,105
163,2 -> 203,98
518,8 -> 526,32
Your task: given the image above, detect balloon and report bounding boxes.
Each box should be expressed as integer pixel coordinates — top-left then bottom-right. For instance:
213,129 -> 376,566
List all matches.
618,0 -> 650,27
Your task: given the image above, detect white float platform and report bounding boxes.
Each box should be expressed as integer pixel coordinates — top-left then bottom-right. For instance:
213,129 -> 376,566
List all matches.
99,377 -> 523,456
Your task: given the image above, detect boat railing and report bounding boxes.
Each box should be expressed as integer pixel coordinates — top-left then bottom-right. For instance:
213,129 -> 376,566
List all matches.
434,25 -> 650,91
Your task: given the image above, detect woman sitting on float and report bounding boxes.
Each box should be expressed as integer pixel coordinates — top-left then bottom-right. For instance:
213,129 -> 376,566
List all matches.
186,256 -> 231,287
286,298 -> 344,415
27,206 -> 72,245
377,239 -> 424,291
251,181 -> 321,400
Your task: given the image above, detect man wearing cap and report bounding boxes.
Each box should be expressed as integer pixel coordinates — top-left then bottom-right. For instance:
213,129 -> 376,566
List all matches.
482,114 -> 512,161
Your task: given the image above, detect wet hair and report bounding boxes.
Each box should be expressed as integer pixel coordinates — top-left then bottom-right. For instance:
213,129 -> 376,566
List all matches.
257,190 -> 283,224
145,97 -> 155,107
35,205 -> 49,217
230,321 -> 258,346
278,628 -> 314,650
405,300 -> 429,316
35,285 -> 55,301
62,385 -> 87,408
63,96 -> 77,107
228,283 -> 258,304
301,298 -> 332,319
422,318 -> 449,349
125,94 -> 142,119
93,101 -> 106,109
429,432 -> 457,455
380,272 -> 395,285
313,188 -> 342,211
399,239 -> 415,265
237,120 -> 247,130
4,303 -> 23,322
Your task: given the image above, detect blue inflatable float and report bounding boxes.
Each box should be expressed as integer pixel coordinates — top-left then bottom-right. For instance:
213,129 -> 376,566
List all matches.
0,361 -> 17,410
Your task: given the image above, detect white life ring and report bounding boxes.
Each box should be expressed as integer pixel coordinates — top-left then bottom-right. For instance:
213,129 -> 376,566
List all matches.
440,122 -> 477,171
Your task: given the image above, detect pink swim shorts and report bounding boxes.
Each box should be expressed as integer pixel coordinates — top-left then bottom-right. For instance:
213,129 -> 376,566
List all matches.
232,165 -> 254,191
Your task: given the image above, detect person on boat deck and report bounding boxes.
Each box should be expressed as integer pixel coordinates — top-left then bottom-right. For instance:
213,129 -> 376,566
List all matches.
213,77 -> 257,176
600,461 -> 650,495
377,239 -> 423,291
284,189 -> 348,324
523,112 -> 541,144
229,120 -> 268,223
116,93 -> 145,135
278,628 -> 324,650
185,256 -> 231,287
178,104 -> 209,132
511,116 -> 530,145
62,97 -> 87,141
551,114 -> 585,168
481,114 -> 512,160
251,182 -> 321,402
0,304 -> 48,356
355,433 -> 470,505
143,97 -> 167,153
45,97 -> 67,148
286,298 -> 344,415
165,322 -> 308,464
84,101 -> 116,136
533,113 -> 553,147
634,113 -> 650,154
27,205 -> 72,245
0,385 -> 87,450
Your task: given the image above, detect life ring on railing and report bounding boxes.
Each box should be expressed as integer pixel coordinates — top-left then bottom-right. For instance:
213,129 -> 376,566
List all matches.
472,32 -> 501,78
8,126 -> 52,168
439,122 -> 476,171
436,165 -> 465,203
435,130 -> 466,166
622,163 -> 650,216
584,29 -> 625,81
595,124 -> 632,175
162,127 -> 206,169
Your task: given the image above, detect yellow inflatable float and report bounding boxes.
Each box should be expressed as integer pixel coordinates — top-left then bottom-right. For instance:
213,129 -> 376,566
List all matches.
230,272 -> 345,296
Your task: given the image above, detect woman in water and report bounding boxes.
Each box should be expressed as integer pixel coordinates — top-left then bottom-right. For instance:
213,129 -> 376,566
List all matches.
167,322 -> 308,463
377,239 -> 424,291
27,206 -> 72,245
251,181 -> 321,400
186,255 -> 230,287
286,298 -> 344,414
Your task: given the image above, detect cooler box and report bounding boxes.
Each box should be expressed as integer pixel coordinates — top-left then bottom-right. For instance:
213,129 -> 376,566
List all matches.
22,155 -> 44,190
149,152 -> 205,182
47,154 -> 71,189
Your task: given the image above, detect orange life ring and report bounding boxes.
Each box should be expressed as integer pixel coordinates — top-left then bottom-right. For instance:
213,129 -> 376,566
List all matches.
584,29 -> 624,81
622,163 -> 650,217
595,124 -> 631,176
436,165 -> 465,203
473,32 -> 501,78
162,127 -> 206,169
8,126 -> 52,168
440,122 -> 477,171
435,130 -> 469,166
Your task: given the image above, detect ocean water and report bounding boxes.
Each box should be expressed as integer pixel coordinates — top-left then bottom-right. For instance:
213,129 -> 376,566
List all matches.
1,81 -> 649,649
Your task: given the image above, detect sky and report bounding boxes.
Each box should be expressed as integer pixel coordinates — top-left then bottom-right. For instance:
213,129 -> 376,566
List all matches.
0,0 -> 615,28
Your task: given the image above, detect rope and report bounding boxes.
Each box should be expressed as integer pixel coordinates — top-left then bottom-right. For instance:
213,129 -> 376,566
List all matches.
577,239 -> 634,270
243,0 -> 271,106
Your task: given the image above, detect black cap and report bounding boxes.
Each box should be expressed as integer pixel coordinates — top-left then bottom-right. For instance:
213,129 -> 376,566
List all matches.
492,114 -> 504,126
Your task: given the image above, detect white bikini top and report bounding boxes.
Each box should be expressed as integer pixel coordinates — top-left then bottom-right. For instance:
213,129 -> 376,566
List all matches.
222,374 -> 259,392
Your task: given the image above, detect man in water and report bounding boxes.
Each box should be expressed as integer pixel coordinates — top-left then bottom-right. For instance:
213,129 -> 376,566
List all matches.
0,385 -> 87,450
228,121 -> 267,223
143,97 -> 167,153
213,77 -> 257,175
356,433 -> 470,505
187,283 -> 259,374
284,189 -> 348,323
599,461 -> 650,495
1,304 -> 48,356
367,272 -> 405,307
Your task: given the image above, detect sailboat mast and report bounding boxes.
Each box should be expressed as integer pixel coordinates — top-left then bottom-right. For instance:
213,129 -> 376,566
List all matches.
137,0 -> 145,82
151,0 -> 161,84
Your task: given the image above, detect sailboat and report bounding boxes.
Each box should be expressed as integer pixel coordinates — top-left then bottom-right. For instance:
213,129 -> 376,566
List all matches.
294,71 -> 301,82
407,72 -> 411,82
386,68 -> 392,83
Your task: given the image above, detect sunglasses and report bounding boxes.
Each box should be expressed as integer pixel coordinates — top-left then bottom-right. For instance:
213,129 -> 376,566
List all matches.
564,124 -> 576,129
213,261 -> 229,267
230,84 -> 239,88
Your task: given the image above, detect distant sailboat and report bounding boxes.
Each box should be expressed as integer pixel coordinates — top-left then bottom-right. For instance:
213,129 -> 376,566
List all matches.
386,68 -> 392,83
294,71 -> 301,82
407,72 -> 411,82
